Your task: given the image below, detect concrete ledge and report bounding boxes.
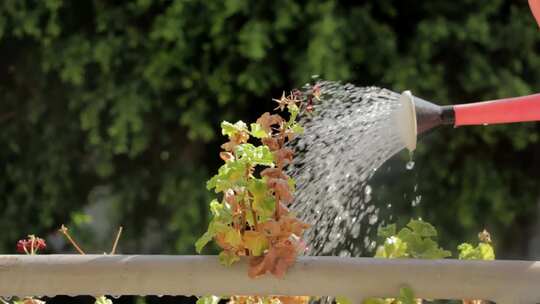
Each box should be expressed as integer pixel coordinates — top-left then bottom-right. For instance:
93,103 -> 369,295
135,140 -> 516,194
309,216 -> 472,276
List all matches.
0,255 -> 538,303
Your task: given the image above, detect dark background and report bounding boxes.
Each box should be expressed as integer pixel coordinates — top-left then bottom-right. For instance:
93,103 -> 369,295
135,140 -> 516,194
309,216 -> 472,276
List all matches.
1,0 -> 540,303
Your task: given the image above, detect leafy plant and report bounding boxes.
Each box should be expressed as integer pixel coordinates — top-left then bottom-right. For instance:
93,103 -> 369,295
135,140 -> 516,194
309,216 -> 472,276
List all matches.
196,89 -> 319,278
375,219 -> 451,259
458,230 -> 495,304
458,230 -> 495,261
192,89 -> 320,304
338,219 -> 495,304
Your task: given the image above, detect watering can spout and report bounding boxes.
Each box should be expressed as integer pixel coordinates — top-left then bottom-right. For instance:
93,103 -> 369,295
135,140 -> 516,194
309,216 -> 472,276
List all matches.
396,91 -> 540,152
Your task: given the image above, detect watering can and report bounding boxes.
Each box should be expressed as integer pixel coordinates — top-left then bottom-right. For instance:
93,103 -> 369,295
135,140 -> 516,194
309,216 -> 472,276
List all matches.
396,91 -> 540,151
397,0 -> 540,151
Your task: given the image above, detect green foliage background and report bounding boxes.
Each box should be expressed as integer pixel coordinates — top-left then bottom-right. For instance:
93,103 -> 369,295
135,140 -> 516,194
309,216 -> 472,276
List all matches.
1,0 -> 539,262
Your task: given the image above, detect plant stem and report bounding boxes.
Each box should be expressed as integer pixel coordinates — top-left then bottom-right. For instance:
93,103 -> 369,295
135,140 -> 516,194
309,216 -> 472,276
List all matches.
110,226 -> 123,255
58,225 -> 86,255
249,196 -> 258,230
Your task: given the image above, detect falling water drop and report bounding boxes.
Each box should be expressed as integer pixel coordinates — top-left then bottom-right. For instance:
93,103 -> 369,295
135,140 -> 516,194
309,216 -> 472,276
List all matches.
406,160 -> 415,170
411,195 -> 422,207
364,185 -> 372,195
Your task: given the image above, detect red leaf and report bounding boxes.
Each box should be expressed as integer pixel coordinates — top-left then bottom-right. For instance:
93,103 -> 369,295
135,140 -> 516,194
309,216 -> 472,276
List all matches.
261,168 -> 289,180
256,112 -> 284,134
273,148 -> 294,168
248,241 -> 297,278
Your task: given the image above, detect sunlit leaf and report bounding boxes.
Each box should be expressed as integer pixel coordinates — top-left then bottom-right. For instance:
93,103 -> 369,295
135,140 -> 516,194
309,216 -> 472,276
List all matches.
336,297 -> 352,304
196,296 -> 221,304
195,230 -> 214,253
224,227 -> 243,248
250,123 -> 268,139
95,296 -> 113,304
406,220 -> 437,237
221,121 -> 248,137
375,236 -> 408,258
235,144 -> 274,166
243,230 -> 269,256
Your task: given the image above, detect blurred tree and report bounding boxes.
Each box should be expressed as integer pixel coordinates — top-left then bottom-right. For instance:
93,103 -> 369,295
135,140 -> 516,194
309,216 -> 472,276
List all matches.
0,0 -> 539,260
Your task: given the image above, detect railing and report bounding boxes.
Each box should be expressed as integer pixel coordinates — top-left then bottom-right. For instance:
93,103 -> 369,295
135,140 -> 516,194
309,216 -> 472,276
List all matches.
0,255 -> 539,304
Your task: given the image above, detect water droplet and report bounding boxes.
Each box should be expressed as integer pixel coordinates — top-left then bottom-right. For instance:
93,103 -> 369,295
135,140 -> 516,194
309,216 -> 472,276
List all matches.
364,185 -> 372,195
483,123 -> 489,126
411,195 -> 422,207
386,203 -> 392,208
406,160 -> 415,170
111,295 -> 121,299
368,214 -> 378,224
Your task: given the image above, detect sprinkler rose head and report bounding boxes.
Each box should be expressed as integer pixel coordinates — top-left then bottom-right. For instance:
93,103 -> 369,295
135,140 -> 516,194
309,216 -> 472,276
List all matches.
395,91 -> 454,152
396,91 -> 417,152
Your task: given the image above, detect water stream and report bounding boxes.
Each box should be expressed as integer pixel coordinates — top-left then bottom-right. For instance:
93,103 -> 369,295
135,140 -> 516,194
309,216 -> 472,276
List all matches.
289,81 -> 407,256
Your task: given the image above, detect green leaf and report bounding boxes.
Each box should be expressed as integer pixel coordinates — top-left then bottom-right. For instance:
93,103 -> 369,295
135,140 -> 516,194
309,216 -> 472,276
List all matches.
209,199 -> 233,224
375,236 -> 408,258
336,296 -> 352,304
253,196 -> 275,221
406,220 -> 437,237
362,298 -> 386,304
196,296 -> 221,304
221,120 -> 248,137
248,178 -> 268,199
195,230 -> 214,253
248,178 -> 274,219
207,160 -> 247,192
478,243 -> 495,260
287,103 -> 299,122
377,224 -> 396,239
243,231 -> 269,256
224,227 -> 242,247
235,144 -> 274,166
95,296 -> 113,304
397,286 -> 415,304
291,123 -> 304,134
458,242 -> 495,260
250,123 -> 268,138
402,233 -> 450,259
195,220 -> 228,253
219,250 -> 240,266
379,220 -> 450,259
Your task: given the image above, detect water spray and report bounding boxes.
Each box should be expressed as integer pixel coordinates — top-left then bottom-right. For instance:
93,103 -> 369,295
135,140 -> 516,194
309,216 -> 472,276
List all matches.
396,91 -> 540,151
